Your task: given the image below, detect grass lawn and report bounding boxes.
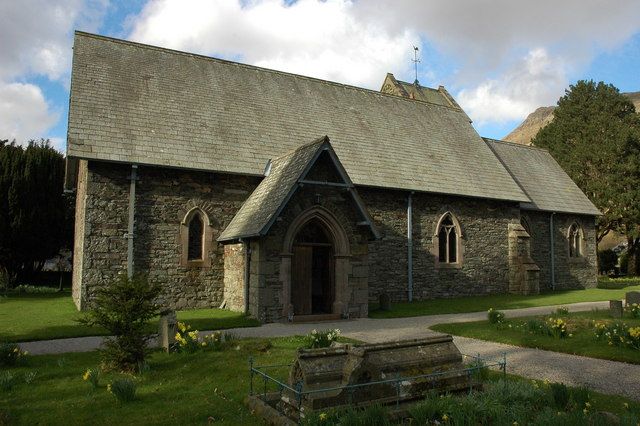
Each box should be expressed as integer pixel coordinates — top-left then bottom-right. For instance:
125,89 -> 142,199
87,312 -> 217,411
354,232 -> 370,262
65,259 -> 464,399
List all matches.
370,278 -> 640,319
0,291 -> 259,343
432,310 -> 640,364
2,337 -> 639,425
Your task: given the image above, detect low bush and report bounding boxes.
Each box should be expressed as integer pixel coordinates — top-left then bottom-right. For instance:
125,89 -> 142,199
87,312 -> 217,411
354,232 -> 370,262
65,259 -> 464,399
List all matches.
555,306 -> 570,316
0,343 -> 28,367
487,308 -> 505,324
627,303 -> 640,319
78,274 -> 161,373
12,284 -> 59,294
594,321 -> 640,349
108,378 -> 136,403
303,329 -> 341,349
547,317 -> 570,338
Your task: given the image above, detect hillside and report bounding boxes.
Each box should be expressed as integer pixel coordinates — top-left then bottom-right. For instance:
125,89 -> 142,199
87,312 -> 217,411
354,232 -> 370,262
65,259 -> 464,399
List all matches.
504,92 -> 640,145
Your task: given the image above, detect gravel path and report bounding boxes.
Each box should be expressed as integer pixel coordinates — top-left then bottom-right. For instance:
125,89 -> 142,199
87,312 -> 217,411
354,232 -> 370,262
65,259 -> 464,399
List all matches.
19,300 -> 640,400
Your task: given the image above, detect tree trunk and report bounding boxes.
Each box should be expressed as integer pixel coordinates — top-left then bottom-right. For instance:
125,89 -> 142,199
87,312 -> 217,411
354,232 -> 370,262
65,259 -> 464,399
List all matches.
628,237 -> 640,276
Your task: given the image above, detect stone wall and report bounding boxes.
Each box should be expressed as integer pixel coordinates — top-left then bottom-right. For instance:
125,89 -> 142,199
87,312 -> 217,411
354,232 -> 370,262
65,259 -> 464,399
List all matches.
360,188 -> 522,302
223,243 -> 246,312
524,211 -> 597,290
74,161 -> 260,310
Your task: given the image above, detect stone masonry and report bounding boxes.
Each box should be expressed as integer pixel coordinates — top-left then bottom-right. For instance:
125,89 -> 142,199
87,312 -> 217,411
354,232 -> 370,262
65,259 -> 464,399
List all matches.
523,211 -> 597,290
72,161 -> 260,310
72,160 -> 597,319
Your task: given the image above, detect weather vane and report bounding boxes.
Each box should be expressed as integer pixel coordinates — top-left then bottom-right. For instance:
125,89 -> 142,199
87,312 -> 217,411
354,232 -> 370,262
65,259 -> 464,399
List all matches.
412,46 -> 420,85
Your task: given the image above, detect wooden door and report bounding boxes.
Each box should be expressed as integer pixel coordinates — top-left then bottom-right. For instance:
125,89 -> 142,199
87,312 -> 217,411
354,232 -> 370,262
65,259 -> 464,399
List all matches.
292,245 -> 312,315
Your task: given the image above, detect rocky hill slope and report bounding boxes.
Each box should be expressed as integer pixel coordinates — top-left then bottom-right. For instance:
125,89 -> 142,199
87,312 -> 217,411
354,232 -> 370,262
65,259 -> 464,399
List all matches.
504,92 -> 640,145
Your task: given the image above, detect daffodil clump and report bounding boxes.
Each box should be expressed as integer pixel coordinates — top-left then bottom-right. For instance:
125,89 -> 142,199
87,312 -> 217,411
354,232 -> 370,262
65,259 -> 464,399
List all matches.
547,317 -> 569,338
81,368 -> 100,389
487,308 -> 505,324
173,322 -> 226,353
0,343 -> 28,367
303,328 -> 341,349
594,321 -> 640,350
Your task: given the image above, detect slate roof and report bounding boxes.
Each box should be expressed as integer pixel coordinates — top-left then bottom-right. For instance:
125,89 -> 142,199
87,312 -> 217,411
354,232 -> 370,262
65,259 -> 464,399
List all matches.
218,136 -> 379,242
484,138 -> 601,216
67,32 -> 529,204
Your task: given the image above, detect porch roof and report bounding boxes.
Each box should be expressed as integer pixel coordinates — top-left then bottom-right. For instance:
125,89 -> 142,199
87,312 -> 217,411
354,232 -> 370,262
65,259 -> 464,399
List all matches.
218,136 -> 379,242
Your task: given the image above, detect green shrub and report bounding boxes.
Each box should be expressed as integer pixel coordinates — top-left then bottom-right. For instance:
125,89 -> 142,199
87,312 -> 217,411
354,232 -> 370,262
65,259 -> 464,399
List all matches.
626,303 -> 640,319
0,342 -> 28,367
303,329 -> 341,349
13,284 -> 59,294
598,249 -> 618,274
555,306 -> 569,316
549,382 -> 570,410
108,378 -> 136,403
78,274 -> 161,373
547,317 -> 570,338
487,308 -> 505,324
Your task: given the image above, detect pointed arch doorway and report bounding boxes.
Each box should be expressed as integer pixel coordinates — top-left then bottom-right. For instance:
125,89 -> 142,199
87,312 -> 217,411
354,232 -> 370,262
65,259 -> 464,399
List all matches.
291,219 -> 335,315
281,206 -> 351,320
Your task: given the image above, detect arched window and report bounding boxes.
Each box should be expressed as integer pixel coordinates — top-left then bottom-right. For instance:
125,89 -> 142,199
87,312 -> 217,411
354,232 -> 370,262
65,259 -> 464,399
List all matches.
568,223 -> 583,258
180,207 -> 211,267
435,212 -> 462,266
188,213 -> 204,261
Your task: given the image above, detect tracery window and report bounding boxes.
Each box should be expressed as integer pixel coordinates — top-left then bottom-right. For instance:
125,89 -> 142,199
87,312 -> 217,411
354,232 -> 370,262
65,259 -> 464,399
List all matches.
568,223 -> 583,258
436,213 -> 461,265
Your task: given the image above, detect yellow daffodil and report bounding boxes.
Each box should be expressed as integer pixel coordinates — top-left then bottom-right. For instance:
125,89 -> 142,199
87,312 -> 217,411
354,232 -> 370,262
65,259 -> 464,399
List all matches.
442,414 -> 449,422
319,413 -> 327,421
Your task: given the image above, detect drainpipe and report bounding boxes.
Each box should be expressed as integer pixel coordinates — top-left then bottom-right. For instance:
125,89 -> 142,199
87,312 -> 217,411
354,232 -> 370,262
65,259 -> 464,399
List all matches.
550,212 -> 556,290
407,191 -> 414,302
126,165 -> 138,279
242,239 -> 251,315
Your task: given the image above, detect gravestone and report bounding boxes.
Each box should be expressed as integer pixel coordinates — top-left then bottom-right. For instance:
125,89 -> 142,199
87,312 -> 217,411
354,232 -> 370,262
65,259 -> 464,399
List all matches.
159,309 -> 178,352
610,300 -> 623,318
626,292 -> 640,306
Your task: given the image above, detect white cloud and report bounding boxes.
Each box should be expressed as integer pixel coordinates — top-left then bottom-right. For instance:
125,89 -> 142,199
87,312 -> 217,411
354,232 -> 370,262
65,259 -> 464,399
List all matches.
0,0 -> 108,146
0,82 -> 59,143
457,48 -> 567,124
127,0 -> 640,125
129,0 -> 417,89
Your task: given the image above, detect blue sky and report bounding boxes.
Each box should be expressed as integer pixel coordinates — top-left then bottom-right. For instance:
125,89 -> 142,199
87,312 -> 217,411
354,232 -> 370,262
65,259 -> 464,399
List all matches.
2,0 -> 639,152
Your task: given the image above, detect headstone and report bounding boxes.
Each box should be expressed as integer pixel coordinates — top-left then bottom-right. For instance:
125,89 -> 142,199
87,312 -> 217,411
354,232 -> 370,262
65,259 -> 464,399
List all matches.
159,309 -> 177,352
626,292 -> 640,306
610,300 -> 623,318
379,293 -> 390,311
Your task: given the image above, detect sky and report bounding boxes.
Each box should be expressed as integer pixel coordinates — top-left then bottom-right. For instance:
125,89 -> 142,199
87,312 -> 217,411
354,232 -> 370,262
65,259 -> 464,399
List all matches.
1,0 -> 640,153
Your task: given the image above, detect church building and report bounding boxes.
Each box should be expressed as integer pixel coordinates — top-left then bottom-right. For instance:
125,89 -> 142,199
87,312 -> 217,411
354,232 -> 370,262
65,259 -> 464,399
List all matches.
66,32 -> 600,322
